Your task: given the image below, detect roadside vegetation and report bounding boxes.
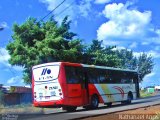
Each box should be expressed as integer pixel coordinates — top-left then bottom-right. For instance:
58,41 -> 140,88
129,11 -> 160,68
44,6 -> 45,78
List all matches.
0,103 -> 42,114
2,15 -> 155,113
0,103 -> 62,114
6,16 -> 154,85
140,89 -> 156,98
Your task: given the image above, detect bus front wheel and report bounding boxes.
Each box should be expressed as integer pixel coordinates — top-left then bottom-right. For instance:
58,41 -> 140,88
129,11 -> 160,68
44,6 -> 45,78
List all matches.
106,102 -> 112,107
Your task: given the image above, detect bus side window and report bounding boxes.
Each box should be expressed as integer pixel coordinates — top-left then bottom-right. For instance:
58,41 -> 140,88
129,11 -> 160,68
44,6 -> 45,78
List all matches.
105,71 -> 112,83
110,70 -> 121,83
65,66 -> 80,84
121,72 -> 134,84
121,73 -> 128,83
99,69 -> 110,83
75,67 -> 85,83
127,72 -> 134,84
88,68 -> 99,84
121,78 -> 128,83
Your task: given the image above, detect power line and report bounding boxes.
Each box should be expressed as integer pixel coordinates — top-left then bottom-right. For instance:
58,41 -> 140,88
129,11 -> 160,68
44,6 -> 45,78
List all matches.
15,0 -> 75,40
0,0 -> 76,80
19,0 -> 67,37
0,0 -> 67,78
54,1 -> 75,18
39,0 -> 66,22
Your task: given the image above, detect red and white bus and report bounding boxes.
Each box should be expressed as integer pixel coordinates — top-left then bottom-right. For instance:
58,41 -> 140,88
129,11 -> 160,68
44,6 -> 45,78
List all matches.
32,62 -> 139,111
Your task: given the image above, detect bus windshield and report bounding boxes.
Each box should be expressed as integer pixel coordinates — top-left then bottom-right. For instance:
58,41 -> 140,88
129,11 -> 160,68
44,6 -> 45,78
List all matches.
33,65 -> 60,82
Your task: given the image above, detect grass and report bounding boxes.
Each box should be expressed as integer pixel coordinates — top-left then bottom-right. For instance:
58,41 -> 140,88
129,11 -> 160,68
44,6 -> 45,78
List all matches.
0,104 -> 4,108
140,90 -> 154,98
0,103 -> 59,114
6,103 -> 32,108
0,103 -> 43,114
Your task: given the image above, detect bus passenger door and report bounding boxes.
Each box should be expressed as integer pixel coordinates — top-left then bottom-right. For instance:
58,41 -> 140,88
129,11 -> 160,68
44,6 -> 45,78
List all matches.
134,74 -> 140,98
81,71 -> 89,105
65,66 -> 89,106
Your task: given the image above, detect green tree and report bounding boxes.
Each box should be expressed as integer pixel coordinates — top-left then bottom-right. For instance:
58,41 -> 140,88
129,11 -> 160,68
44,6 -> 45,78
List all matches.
115,49 -> 137,70
84,39 -> 121,67
7,16 -> 84,85
115,49 -> 154,82
137,53 -> 154,81
7,16 -> 154,84
85,41 -> 154,82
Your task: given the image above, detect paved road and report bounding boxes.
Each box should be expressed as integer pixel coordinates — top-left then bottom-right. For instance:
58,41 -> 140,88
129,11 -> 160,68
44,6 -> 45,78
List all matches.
18,95 -> 160,120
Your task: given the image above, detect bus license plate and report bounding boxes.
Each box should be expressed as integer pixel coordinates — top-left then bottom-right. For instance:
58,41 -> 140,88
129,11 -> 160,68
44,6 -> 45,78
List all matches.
51,91 -> 56,96
39,93 -> 43,98
45,96 -> 50,99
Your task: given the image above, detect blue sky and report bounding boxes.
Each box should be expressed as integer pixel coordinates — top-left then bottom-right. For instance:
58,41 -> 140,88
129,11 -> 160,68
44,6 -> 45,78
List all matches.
0,0 -> 160,87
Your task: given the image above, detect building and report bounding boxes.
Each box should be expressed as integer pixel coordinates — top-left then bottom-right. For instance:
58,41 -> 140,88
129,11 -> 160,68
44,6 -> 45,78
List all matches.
155,85 -> 160,91
0,85 -> 32,106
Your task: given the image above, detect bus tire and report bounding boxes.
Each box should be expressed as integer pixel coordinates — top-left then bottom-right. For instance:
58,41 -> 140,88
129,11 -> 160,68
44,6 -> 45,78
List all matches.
90,95 -> 99,109
126,92 -> 133,104
121,101 -> 126,104
63,106 -> 77,112
107,102 -> 112,107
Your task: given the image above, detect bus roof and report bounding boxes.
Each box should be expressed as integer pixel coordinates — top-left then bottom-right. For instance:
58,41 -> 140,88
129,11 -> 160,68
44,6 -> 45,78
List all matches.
61,62 -> 138,73
32,62 -> 138,73
82,64 -> 137,73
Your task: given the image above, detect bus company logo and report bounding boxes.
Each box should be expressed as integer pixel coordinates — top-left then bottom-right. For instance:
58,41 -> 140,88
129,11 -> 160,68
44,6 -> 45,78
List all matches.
39,68 -> 53,81
41,68 -> 51,76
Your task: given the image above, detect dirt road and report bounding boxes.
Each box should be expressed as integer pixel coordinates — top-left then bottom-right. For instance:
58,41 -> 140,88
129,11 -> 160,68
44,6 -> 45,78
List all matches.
81,104 -> 160,120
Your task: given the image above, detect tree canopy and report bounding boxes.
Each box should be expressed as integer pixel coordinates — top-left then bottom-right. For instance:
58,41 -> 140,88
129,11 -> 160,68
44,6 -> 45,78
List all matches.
7,16 -> 84,84
6,17 -> 154,84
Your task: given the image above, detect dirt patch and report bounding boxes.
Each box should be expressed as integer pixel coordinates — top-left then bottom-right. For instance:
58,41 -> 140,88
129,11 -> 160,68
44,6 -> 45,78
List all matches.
81,105 -> 160,120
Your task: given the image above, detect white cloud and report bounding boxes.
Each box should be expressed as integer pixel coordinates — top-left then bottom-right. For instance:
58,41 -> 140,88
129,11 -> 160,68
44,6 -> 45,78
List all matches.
133,51 -> 143,58
133,50 -> 160,59
111,46 -> 126,51
39,0 -> 94,23
0,47 -> 24,72
39,0 -> 75,22
129,42 -> 138,49
144,72 -> 155,79
97,2 -> 160,46
7,76 -> 23,84
94,0 -> 111,4
12,66 -> 24,71
155,46 -> 160,51
78,0 -> 92,18
0,22 -> 8,28
111,45 -> 160,59
0,47 -> 10,65
141,42 -> 150,45
147,50 -> 160,58
141,67 -> 160,87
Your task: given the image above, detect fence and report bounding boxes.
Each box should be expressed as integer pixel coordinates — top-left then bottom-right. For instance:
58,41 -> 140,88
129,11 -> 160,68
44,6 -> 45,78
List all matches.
4,92 -> 32,106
